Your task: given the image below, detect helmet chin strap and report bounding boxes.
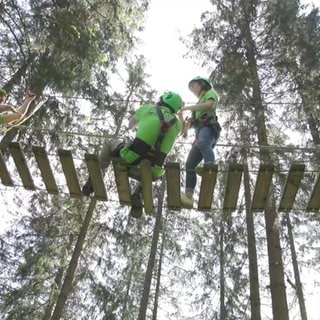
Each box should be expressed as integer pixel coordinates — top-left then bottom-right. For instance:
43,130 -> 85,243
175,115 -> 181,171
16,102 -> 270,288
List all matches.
197,90 -> 205,102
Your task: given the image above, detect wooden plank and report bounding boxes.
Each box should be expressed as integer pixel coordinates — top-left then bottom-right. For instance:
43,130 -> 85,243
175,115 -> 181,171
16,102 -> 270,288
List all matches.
57,149 -> 82,198
8,142 -> 35,190
165,162 -> 181,210
0,149 -> 13,186
112,158 -> 131,205
251,164 -> 274,212
198,164 -> 218,211
32,146 -> 58,194
139,159 -> 153,214
223,164 -> 243,212
85,153 -> 108,201
306,173 -> 320,212
278,164 -> 305,212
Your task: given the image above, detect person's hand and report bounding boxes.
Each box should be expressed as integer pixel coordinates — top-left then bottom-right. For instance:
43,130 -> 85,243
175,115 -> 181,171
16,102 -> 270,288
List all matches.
27,90 -> 36,98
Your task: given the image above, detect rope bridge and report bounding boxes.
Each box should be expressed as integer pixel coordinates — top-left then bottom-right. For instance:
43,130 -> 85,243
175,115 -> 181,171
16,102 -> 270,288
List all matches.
0,142 -> 319,213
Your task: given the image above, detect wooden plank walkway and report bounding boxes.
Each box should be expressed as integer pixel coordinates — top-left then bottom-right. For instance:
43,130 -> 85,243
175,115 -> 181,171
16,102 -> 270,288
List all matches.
57,149 -> 82,198
9,142 -> 35,190
165,162 -> 181,209
0,148 -> 14,186
307,173 -> 320,212
1,142 -> 319,213
198,163 -> 218,211
112,158 -> 131,205
251,164 -> 274,212
85,153 -> 107,201
33,146 -> 59,194
278,164 -> 305,212
223,164 -> 243,212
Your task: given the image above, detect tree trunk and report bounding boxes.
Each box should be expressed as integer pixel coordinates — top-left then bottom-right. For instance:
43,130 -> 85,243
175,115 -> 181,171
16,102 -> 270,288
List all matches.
138,180 -> 165,320
43,267 -> 64,320
50,198 -> 97,320
152,237 -> 164,320
239,5 -> 289,318
285,214 -> 308,320
243,163 -> 262,319
219,219 -> 227,320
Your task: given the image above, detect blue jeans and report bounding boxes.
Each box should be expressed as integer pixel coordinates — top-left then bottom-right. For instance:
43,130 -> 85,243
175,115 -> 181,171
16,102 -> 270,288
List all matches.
185,125 -> 219,192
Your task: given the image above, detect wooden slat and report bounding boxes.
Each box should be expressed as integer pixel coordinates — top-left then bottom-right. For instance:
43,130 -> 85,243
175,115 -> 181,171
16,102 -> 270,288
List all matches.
8,142 -> 35,190
32,146 -> 58,194
306,173 -> 320,212
85,153 -> 108,201
198,164 -> 218,211
112,158 -> 131,205
57,149 -> 82,198
251,164 -> 274,212
0,149 -> 13,186
165,162 -> 181,210
139,159 -> 153,214
278,164 -> 305,212
223,164 -> 243,212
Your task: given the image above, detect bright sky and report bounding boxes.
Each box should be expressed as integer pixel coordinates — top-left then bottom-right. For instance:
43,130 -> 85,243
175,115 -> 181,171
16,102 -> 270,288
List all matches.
139,0 -> 212,102
140,0 -> 318,103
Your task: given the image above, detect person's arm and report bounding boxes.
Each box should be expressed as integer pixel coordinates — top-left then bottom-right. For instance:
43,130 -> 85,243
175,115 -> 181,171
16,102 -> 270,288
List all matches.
0,103 -> 17,113
180,98 -> 215,113
128,115 -> 138,129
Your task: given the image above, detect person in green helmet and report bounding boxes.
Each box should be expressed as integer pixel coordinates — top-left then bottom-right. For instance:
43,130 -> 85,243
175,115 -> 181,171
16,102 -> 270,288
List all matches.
0,88 -> 36,126
179,76 -> 221,208
82,91 -> 184,202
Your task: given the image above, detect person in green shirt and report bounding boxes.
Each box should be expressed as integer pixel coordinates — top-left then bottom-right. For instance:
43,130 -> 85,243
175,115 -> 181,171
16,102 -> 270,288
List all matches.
180,76 -> 221,208
82,91 -> 184,198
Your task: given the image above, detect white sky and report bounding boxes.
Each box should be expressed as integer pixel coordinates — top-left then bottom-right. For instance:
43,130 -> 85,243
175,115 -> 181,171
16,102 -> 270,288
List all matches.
139,0 -> 318,103
139,0 -> 212,102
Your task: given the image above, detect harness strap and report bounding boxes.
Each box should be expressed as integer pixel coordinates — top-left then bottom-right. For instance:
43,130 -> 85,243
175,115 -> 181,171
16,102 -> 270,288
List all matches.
192,113 -> 218,128
155,106 -> 177,151
129,106 -> 177,167
129,137 -> 167,167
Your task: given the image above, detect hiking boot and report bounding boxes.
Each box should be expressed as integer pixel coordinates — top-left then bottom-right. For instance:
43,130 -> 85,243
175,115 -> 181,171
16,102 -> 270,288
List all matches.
130,192 -> 143,218
82,178 -> 94,197
180,194 -> 193,209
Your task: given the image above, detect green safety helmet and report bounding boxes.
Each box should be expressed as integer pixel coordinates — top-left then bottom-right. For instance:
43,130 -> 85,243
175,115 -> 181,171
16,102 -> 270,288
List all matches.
188,76 -> 212,90
0,88 -> 8,97
161,91 -> 183,113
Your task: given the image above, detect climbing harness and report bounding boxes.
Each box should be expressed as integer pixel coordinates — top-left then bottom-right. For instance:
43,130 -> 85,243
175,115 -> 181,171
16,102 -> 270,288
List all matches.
129,106 -> 177,167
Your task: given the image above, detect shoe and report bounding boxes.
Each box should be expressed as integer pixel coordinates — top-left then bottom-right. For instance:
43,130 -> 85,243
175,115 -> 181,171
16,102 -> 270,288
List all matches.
82,178 -> 94,197
130,193 -> 143,218
180,194 -> 193,209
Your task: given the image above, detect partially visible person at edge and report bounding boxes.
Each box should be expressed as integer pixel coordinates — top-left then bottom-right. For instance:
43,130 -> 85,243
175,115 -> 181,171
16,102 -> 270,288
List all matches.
0,88 -> 36,125
179,76 -> 221,208
82,91 -> 184,196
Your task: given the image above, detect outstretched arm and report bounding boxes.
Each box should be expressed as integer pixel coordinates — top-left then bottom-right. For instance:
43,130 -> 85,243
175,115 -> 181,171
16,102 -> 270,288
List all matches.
180,98 -> 216,113
0,103 -> 17,113
128,115 -> 137,130
0,90 -> 36,125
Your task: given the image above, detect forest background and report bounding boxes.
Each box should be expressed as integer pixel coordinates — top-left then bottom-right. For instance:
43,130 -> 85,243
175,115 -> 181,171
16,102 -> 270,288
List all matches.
0,0 -> 320,319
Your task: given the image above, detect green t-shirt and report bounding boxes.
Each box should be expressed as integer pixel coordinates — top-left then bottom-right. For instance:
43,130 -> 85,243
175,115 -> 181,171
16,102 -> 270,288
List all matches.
135,104 -> 182,151
194,88 -> 219,120
120,104 -> 182,178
